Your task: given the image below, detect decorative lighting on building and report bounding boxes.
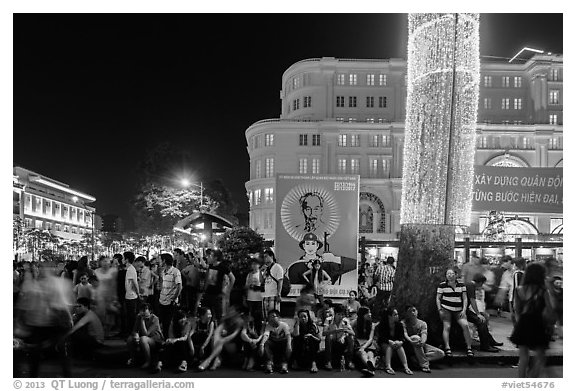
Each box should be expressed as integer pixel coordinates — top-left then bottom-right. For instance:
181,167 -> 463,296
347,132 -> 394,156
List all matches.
401,13 -> 480,226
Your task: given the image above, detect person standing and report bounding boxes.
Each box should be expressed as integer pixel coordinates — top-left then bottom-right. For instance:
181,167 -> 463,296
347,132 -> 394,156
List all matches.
510,258 -> 527,325
374,256 -> 395,312
262,249 -> 283,319
203,249 -> 235,322
461,255 -> 484,284
94,257 -> 117,337
182,254 -> 205,316
158,253 -> 182,338
510,262 -> 555,378
139,260 -> 153,306
244,256 -> 265,332
124,251 -> 140,334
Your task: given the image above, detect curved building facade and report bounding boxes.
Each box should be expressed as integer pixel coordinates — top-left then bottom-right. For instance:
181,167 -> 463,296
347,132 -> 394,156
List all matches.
245,54 -> 563,260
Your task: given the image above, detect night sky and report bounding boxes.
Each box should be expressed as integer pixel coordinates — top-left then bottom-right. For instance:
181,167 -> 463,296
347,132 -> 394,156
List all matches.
13,14 -> 563,228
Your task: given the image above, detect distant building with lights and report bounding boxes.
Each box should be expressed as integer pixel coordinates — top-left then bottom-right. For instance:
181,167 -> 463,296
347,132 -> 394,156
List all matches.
245,53 -> 563,261
13,166 -> 96,242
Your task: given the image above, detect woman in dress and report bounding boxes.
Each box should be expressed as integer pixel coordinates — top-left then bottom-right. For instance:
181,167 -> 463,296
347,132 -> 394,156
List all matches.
376,307 -> 413,375
353,306 -> 378,376
302,259 -> 331,306
510,262 -> 555,378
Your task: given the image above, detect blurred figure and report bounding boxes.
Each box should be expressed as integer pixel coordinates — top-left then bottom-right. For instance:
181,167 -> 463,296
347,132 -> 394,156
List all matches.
94,257 -> 118,337
461,255 -> 484,284
204,249 -> 235,322
197,305 -> 243,371
17,261 -> 73,377
64,297 -> 105,359
510,262 -> 555,378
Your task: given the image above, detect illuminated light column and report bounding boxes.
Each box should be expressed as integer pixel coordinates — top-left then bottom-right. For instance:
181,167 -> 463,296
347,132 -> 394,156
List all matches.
392,14 -> 480,343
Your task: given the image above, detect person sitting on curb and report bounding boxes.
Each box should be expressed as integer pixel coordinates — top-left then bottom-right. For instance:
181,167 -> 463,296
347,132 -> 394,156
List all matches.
291,309 -> 321,373
323,303 -> 355,371
161,310 -> 195,373
376,307 -> 413,375
63,297 -> 105,359
401,304 -> 444,373
466,274 -> 504,352
436,268 -> 474,358
259,309 -> 292,374
198,306 -> 243,371
352,306 -> 378,376
240,313 -> 263,372
126,303 -> 164,373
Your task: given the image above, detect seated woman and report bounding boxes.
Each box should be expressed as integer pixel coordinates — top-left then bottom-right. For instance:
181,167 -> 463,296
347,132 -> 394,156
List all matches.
291,309 -> 321,373
190,307 -> 215,365
259,309 -> 292,374
376,307 -> 413,375
161,310 -> 194,373
323,304 -> 355,371
353,306 -> 378,376
346,290 -> 361,322
240,313 -> 263,372
126,303 -> 164,373
198,306 -> 243,371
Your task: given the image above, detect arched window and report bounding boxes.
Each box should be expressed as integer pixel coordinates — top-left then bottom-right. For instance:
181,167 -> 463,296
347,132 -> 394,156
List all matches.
485,154 -> 529,168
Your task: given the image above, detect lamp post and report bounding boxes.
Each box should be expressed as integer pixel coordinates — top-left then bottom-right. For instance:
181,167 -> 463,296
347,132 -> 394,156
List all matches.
180,179 -> 204,208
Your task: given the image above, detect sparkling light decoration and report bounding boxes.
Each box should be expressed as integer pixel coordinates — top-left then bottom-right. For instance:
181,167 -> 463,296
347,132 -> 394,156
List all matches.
400,13 -> 480,226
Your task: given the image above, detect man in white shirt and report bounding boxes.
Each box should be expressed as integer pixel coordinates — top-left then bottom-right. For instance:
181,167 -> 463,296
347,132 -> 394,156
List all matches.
124,252 -> 140,333
262,250 -> 283,319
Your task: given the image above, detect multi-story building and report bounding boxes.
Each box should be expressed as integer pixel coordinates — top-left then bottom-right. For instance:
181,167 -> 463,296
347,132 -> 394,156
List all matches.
13,166 -> 96,242
245,54 -> 562,261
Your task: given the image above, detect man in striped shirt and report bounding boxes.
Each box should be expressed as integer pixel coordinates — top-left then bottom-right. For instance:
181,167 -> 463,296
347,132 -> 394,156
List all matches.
374,256 -> 396,310
435,268 -> 473,357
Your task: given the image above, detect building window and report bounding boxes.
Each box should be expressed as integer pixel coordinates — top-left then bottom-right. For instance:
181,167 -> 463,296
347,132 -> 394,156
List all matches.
549,114 -> 558,125
263,212 -> 273,229
299,158 -> 308,174
514,76 -> 522,88
24,218 -> 32,228
336,96 -> 345,107
55,223 -> 61,231
513,120 -> 523,125
379,74 -> 387,86
299,134 -> 308,146
366,96 -> 374,108
501,98 -> 510,110
264,188 -> 274,203
265,158 -> 274,178
351,158 -> 360,174
312,134 -> 321,146
337,74 -> 346,85
348,117 -> 356,122
34,196 -> 41,212
265,133 -> 274,147
550,68 -> 559,81
336,117 -> 344,122
35,220 -> 43,229
502,76 -> 510,87
292,76 -> 301,89
312,158 -> 320,174
255,160 -> 262,178
349,74 -> 357,85
254,189 -> 261,206
303,96 -> 312,108
350,134 -> 360,147
382,159 -> 390,175
52,202 -> 59,217
366,118 -> 375,123
338,158 -> 347,173
293,99 -> 300,110
483,98 -> 492,110
477,136 -> 488,148
514,98 -> 523,110
248,191 -> 253,207
369,135 -> 379,147
548,138 -> 559,150
483,75 -> 492,87
382,135 -> 391,147
338,134 -> 347,147
370,159 -> 378,176
63,225 -> 69,233
349,96 -> 357,107
366,74 -> 375,86
549,90 -> 559,105
379,96 -> 387,108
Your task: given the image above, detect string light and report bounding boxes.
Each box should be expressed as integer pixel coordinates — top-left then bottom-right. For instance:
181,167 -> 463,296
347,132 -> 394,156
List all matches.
401,13 -> 480,226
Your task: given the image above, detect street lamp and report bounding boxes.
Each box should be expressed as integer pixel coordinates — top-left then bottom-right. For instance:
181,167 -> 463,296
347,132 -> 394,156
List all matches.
180,179 -> 204,207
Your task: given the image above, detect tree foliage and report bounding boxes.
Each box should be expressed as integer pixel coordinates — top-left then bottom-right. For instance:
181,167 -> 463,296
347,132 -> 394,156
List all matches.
217,226 -> 264,287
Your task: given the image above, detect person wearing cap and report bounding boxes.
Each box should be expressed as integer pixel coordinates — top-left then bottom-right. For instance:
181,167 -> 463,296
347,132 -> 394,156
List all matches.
287,233 -> 356,289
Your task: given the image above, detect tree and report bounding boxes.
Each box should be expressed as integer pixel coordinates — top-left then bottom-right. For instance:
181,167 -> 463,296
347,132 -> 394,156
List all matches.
131,183 -> 218,235
216,227 -> 265,304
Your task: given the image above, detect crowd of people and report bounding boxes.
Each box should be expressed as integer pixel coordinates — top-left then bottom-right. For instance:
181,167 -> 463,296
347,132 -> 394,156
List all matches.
13,249 -> 562,378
